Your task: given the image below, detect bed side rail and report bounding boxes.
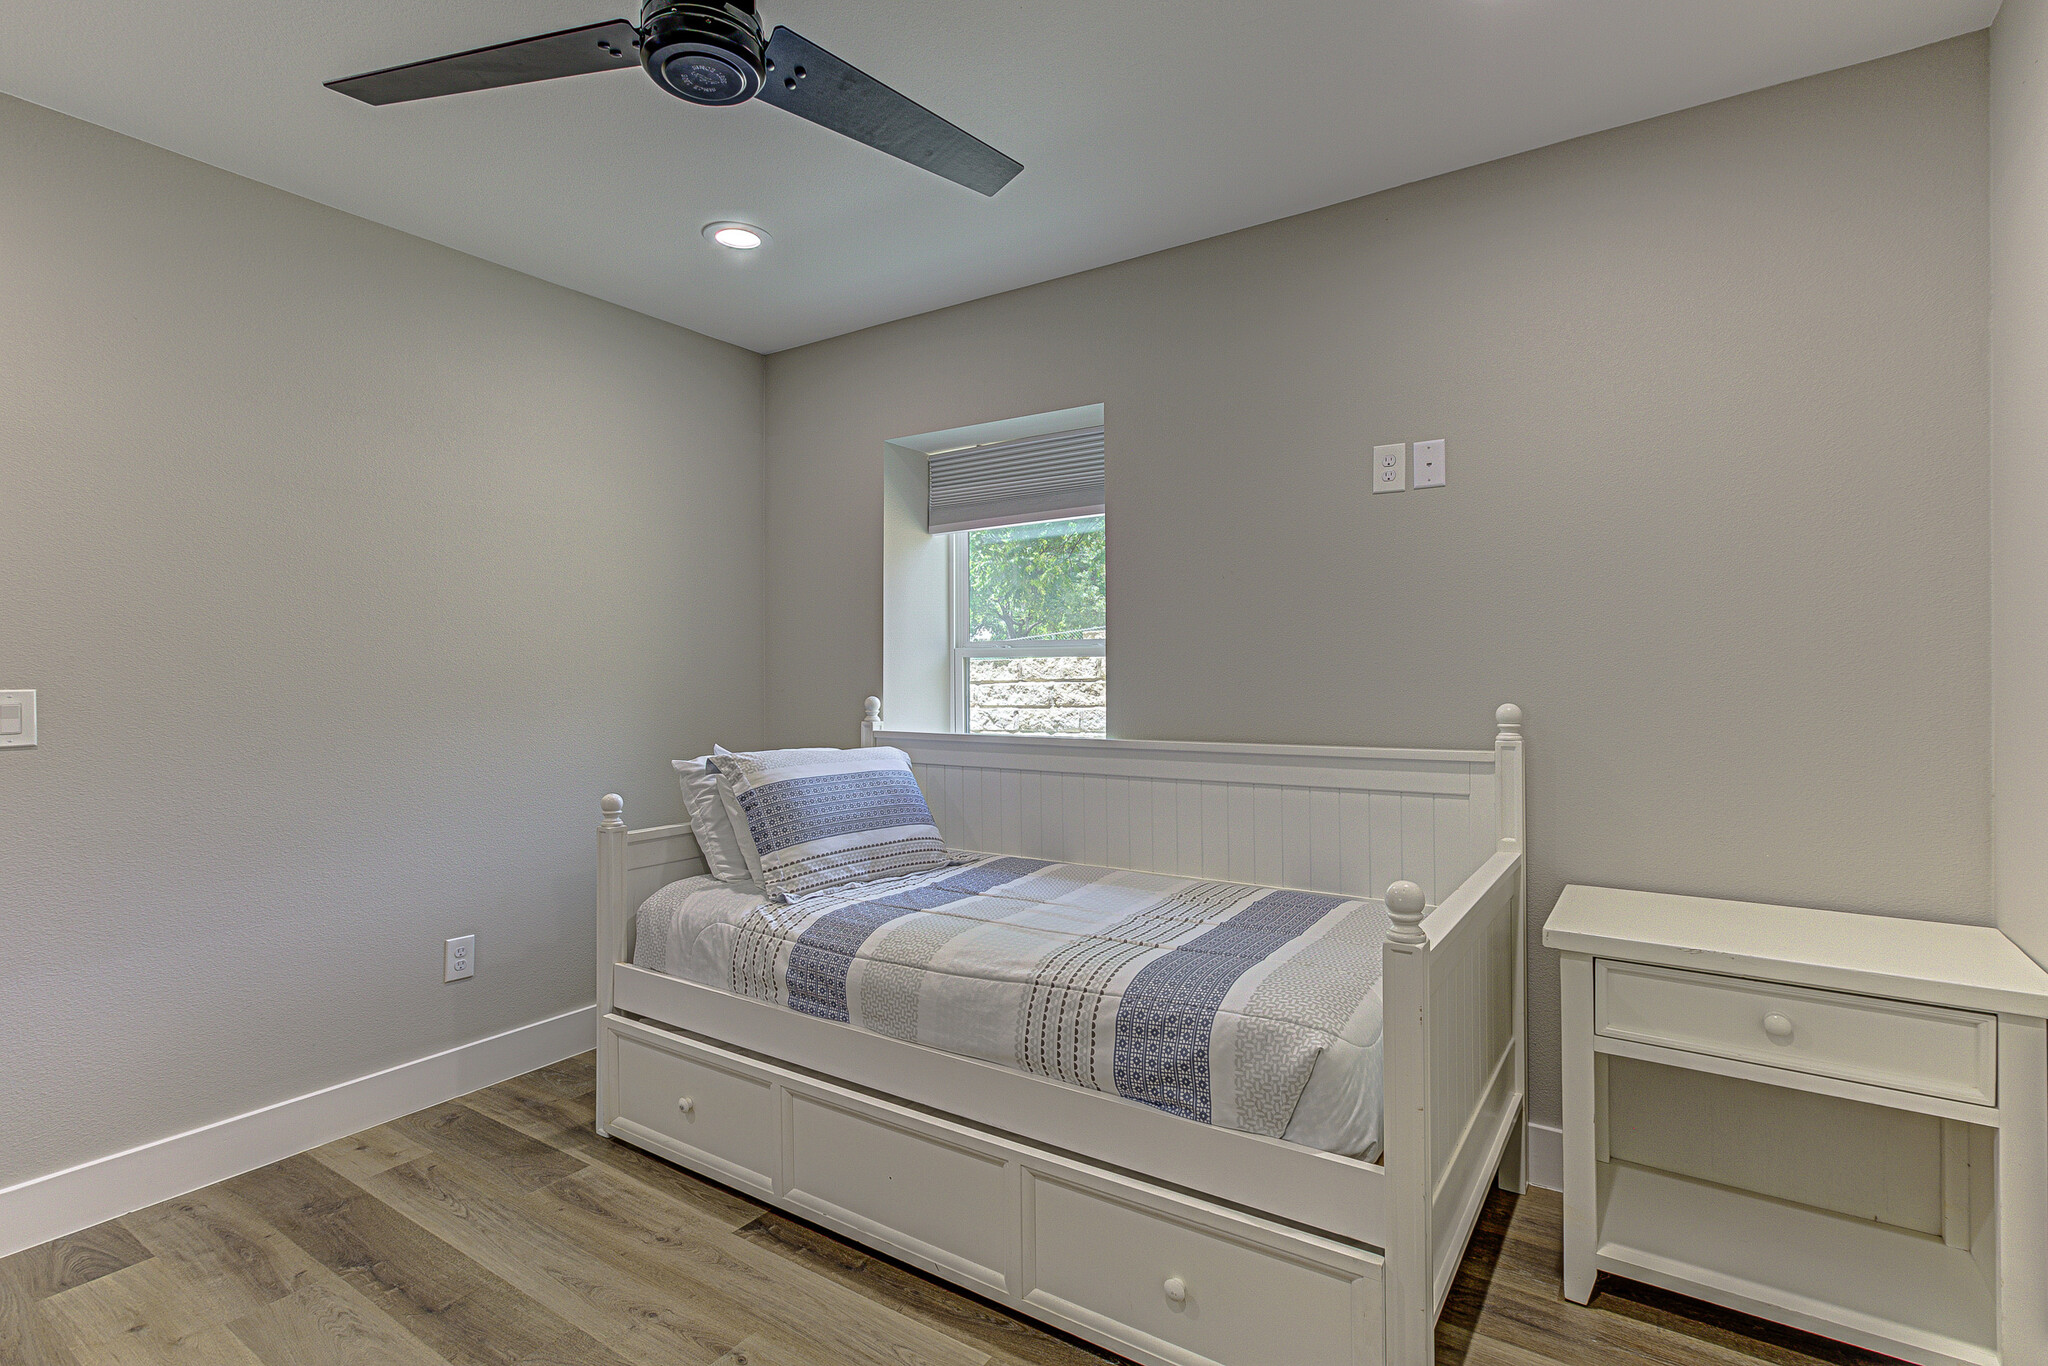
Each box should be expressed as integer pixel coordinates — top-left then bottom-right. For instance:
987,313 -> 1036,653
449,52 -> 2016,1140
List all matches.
1380,705 -> 1527,1366
1381,852 -> 1524,1363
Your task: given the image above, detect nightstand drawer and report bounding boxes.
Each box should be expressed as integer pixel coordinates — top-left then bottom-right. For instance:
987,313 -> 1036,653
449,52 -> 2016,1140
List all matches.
1595,960 -> 1997,1105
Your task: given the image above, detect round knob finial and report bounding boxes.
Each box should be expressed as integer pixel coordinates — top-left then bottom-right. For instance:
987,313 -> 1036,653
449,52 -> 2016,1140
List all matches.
1496,703 -> 1522,733
1384,880 -> 1428,947
863,696 -> 882,723
600,793 -> 626,831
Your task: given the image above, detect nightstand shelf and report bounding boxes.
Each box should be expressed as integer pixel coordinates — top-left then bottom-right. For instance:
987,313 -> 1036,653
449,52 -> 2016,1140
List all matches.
1546,885 -> 2048,1366
1598,1160 -> 1996,1365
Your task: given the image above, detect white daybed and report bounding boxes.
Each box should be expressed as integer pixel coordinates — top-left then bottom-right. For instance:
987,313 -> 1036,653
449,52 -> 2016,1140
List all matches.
595,701 -> 1529,1366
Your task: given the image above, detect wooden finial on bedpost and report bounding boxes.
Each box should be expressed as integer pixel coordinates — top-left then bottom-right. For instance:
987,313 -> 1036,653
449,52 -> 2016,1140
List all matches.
861,696 -> 882,747
1384,881 -> 1428,949
600,793 -> 625,832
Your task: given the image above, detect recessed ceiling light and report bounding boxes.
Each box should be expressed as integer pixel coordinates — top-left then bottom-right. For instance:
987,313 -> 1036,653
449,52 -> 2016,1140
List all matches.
704,221 -> 768,250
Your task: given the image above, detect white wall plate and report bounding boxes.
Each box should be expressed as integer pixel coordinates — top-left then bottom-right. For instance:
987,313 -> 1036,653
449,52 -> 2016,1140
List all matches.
0,691 -> 35,747
1414,439 -> 1447,488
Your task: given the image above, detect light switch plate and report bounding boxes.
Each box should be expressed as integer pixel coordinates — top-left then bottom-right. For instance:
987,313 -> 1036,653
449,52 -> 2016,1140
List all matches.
0,691 -> 35,748
1372,444 -> 1407,493
1413,438 -> 1447,489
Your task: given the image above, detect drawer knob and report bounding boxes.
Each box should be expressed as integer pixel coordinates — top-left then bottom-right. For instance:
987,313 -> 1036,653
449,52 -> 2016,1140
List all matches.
1162,1276 -> 1187,1304
677,1096 -> 696,1115
1761,1013 -> 1794,1041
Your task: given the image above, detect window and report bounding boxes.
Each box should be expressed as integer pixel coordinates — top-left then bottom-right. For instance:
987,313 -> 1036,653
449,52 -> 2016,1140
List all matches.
883,413 -> 1106,737
952,515 -> 1105,735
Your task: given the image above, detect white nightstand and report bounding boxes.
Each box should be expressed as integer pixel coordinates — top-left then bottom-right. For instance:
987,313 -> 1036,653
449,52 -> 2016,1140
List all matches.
1544,885 -> 2048,1366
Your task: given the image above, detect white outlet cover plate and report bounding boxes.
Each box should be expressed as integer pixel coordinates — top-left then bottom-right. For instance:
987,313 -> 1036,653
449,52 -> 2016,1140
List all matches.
1373,444 -> 1407,493
1413,438 -> 1447,488
445,934 -> 475,982
0,691 -> 35,747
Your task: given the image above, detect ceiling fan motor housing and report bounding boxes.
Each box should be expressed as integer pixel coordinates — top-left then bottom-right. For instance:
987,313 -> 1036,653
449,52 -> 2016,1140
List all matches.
640,0 -> 765,105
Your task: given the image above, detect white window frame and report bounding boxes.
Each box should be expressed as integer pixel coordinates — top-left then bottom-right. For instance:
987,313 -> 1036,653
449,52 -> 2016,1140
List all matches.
947,528 -> 1106,735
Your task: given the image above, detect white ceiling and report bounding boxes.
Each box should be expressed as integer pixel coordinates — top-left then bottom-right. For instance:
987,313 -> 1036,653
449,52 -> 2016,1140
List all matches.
0,1 -> 1997,353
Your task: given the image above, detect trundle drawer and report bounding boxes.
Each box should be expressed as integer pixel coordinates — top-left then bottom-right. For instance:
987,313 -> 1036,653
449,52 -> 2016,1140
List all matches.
784,1091 -> 1013,1298
1022,1168 -> 1374,1366
1595,960 -> 1998,1105
606,1021 -> 779,1197
602,1012 -> 1380,1365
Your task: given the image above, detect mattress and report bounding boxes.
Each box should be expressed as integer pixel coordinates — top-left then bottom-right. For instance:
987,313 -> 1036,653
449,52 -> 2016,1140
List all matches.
631,855 -> 1386,1158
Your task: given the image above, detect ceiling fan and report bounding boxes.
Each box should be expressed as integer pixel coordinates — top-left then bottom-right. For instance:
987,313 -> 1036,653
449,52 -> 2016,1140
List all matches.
325,1 -> 1022,196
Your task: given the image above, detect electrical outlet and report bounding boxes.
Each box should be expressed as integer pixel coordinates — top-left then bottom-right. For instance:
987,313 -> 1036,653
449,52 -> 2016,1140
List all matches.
1413,438 -> 1447,488
445,935 -> 475,982
1372,444 -> 1407,494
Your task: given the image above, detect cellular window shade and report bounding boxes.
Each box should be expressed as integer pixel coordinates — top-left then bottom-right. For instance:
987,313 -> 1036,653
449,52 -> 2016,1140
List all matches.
926,426 -> 1105,533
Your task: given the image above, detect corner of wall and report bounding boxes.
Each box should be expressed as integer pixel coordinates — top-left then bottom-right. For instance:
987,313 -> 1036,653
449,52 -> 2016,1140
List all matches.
1992,0 -> 2048,967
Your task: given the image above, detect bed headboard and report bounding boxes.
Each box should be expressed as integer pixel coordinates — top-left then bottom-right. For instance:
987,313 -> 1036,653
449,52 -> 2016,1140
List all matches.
864,698 -> 1524,907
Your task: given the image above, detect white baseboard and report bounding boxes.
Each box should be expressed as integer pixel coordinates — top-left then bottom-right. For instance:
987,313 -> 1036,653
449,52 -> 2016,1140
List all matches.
0,1004 -> 597,1259
1527,1120 -> 1563,1192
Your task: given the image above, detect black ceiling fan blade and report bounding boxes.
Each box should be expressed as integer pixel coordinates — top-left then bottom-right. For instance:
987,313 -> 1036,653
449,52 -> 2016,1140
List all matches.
327,20 -> 641,106
757,27 -> 1022,196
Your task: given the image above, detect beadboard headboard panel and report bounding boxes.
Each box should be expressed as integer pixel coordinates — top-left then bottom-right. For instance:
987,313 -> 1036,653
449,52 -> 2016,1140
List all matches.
864,706 -> 1524,907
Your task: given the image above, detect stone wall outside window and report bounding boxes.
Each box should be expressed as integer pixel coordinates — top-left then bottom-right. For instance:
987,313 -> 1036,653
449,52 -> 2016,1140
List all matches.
968,655 -> 1105,735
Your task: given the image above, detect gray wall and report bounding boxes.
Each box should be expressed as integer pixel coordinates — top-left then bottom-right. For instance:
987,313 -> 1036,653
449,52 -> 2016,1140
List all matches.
763,36 -> 1993,1131
881,444 -> 951,733
1994,0 -> 2048,967
0,94 -> 767,1189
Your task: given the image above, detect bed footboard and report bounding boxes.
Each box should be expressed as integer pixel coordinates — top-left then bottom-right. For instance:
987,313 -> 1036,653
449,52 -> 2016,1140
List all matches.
1380,706 -> 1527,1366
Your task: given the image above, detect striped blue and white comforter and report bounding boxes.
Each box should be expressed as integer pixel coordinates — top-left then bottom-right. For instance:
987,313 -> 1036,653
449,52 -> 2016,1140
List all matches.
632,854 -> 1386,1157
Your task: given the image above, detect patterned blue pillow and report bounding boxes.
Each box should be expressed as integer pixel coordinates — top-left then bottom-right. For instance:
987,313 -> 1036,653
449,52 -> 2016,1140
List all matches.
709,746 -> 947,902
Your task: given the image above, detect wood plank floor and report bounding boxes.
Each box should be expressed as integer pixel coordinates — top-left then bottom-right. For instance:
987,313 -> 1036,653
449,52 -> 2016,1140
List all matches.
1,1053 -> 1905,1366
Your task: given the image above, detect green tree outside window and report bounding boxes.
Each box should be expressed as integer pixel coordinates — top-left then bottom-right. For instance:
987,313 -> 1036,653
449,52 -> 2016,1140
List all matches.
966,516 -> 1106,643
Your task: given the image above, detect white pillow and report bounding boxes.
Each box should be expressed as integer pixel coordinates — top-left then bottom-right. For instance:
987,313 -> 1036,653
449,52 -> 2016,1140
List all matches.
710,744 -> 764,884
672,757 -> 751,883
708,744 -> 946,902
